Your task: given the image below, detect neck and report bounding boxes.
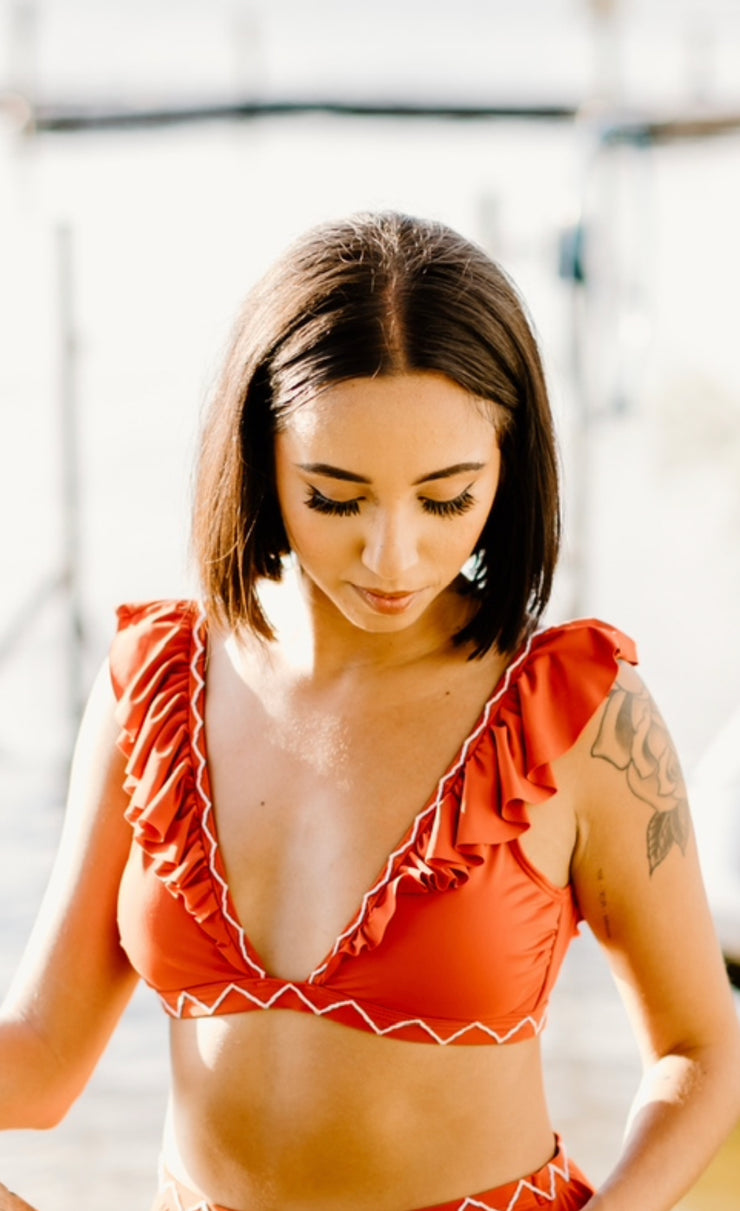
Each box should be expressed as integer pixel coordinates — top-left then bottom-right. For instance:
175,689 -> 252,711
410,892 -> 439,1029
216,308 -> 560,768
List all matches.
253,566 -> 473,682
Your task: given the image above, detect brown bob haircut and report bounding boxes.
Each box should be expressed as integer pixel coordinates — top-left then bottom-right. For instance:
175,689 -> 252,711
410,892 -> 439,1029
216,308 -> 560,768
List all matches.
192,211 -> 560,656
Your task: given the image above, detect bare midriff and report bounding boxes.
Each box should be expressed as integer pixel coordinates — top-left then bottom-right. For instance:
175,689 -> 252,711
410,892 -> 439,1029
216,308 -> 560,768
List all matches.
164,1010 -> 555,1211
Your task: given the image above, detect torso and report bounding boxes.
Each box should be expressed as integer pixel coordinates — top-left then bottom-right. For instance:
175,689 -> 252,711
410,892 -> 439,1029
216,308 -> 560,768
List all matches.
163,602 -> 576,1209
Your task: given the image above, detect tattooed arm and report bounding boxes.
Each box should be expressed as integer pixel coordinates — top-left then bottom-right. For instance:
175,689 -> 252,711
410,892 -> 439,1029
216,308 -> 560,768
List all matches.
569,663 -> 740,1211
590,673 -> 690,875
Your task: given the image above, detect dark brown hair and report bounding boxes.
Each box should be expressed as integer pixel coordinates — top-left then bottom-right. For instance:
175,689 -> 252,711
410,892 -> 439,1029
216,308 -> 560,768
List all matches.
192,211 -> 560,655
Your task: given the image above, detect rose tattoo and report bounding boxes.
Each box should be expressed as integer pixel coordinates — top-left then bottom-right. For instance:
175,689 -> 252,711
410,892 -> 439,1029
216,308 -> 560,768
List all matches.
591,678 -> 690,875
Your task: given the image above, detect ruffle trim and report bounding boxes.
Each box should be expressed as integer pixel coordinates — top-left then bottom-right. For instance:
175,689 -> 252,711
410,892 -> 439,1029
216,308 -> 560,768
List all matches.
110,601 -> 250,972
316,618 -> 637,980
110,603 -> 637,987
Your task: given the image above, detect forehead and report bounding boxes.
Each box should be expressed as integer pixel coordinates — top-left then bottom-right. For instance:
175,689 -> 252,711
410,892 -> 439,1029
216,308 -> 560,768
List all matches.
277,373 -> 497,466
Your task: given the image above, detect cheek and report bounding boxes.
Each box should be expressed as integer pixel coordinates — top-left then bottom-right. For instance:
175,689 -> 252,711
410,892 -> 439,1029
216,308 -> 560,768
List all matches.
465,491 -> 497,539
462,515 -> 489,558
441,507 -> 493,569
282,508 -> 316,557
428,517 -> 488,575
275,473 -> 313,546
282,508 -> 348,569
278,508 -> 318,566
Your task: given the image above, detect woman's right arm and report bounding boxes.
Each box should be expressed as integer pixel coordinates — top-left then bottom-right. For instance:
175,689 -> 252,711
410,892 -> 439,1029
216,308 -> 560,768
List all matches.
0,658 -> 139,1131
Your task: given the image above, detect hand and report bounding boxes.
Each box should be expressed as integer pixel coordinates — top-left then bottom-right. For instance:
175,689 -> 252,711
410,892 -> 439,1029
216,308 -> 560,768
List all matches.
0,1183 -> 39,1211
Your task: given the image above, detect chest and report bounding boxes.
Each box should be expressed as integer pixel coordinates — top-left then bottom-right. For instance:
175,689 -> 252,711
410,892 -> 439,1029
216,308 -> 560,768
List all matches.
203,652 -> 502,980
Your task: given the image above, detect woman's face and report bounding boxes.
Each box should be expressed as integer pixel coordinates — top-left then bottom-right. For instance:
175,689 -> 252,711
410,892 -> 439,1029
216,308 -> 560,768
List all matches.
274,372 -> 502,637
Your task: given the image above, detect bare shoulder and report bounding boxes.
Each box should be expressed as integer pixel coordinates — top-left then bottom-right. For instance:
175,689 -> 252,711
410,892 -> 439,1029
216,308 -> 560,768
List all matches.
580,660 -> 690,876
563,657 -> 698,925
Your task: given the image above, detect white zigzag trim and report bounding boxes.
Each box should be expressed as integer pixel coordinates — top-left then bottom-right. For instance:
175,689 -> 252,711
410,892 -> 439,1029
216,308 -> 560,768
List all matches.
158,1176 -> 211,1211
158,1148 -> 571,1211
452,1147 -> 570,1210
309,633 -> 536,982
191,611 -> 266,979
163,979 -> 546,1046
157,1156 -> 212,1211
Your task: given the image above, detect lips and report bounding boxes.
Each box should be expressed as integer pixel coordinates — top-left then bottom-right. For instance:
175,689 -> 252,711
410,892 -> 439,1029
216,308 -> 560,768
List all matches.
351,585 -> 422,615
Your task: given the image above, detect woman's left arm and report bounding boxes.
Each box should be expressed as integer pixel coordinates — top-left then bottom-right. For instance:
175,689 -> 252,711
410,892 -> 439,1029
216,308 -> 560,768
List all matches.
570,661 -> 740,1211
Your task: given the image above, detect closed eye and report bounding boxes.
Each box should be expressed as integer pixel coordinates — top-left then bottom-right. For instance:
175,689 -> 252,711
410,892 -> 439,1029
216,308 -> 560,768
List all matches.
305,486 -> 477,519
305,487 -> 361,516
421,489 -> 476,518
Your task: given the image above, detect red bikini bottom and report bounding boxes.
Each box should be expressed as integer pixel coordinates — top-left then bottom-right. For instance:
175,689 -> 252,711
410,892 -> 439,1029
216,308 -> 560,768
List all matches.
152,1137 -> 595,1211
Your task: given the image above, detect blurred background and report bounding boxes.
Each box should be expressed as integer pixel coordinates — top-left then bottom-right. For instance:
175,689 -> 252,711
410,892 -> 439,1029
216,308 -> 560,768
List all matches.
0,0 -> 739,1206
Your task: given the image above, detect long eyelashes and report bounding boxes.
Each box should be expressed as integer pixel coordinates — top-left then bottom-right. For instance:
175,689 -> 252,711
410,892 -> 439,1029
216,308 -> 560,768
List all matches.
422,490 -> 475,518
304,486 -> 476,518
305,487 -> 361,516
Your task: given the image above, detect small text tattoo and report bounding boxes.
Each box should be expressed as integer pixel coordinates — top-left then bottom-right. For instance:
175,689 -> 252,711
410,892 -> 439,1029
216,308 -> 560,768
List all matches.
596,867 -> 612,938
591,676 -> 690,875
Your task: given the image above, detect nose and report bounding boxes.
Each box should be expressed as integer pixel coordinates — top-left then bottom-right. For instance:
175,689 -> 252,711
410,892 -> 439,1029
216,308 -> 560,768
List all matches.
360,507 -> 419,582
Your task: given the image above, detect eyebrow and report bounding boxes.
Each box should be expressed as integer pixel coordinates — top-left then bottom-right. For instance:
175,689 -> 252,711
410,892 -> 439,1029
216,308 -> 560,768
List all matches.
297,461 -> 486,486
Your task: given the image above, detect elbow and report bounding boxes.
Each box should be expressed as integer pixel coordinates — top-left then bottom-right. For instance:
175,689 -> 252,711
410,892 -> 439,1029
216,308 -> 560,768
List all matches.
36,1105 -> 72,1131
676,1020 -> 740,1119
0,1014 -> 83,1132
14,1105 -> 69,1132
712,1030 -> 740,1143
26,1083 -> 78,1130
726,1029 -> 740,1119
0,1083 -> 77,1132
707,1016 -> 740,1098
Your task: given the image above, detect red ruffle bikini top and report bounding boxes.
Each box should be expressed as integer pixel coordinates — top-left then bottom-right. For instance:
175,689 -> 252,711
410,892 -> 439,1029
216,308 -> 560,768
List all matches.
110,601 -> 637,1046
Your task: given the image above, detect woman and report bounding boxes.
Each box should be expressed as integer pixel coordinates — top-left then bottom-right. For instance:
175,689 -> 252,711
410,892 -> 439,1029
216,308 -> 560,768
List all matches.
1,212 -> 738,1211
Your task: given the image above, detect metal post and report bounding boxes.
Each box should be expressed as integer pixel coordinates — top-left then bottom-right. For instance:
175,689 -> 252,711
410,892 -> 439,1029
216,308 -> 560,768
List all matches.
56,221 -> 85,734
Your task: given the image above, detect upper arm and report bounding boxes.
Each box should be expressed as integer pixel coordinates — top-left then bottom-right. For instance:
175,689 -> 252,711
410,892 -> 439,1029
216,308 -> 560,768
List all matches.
1,657 -> 138,1119
571,662 -> 738,1066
